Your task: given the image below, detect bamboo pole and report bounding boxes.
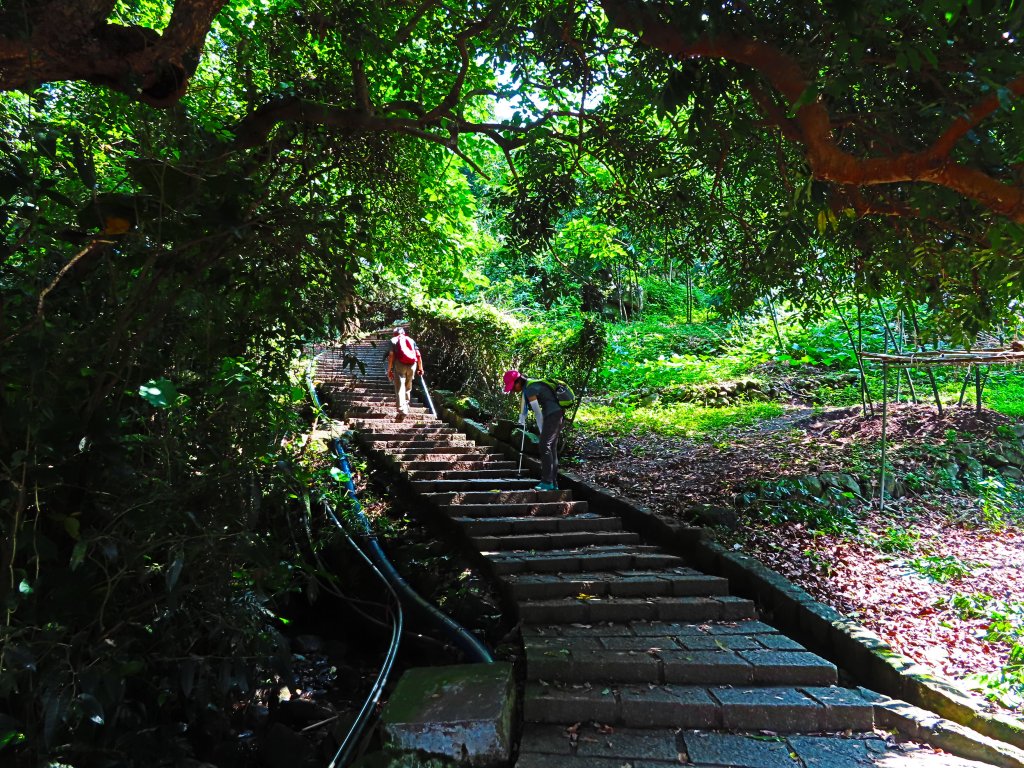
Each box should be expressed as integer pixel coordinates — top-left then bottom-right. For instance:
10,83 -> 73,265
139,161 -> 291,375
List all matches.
879,362 -> 888,514
908,306 -> 943,416
976,364 -> 983,413
832,295 -> 870,415
876,299 -> 917,403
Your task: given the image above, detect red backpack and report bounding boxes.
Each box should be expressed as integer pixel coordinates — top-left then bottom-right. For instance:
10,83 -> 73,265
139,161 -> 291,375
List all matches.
394,335 -> 418,365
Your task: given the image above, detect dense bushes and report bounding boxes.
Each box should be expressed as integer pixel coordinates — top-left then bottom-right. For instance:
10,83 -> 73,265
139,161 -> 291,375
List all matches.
406,300 -> 606,419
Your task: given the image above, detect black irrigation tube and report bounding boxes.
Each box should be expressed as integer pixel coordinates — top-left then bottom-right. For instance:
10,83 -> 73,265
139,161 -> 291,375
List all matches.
306,357 -> 492,663
301,355 -> 494,764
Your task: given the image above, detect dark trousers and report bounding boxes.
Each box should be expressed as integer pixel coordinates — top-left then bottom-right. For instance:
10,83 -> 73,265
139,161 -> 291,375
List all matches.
539,411 -> 564,486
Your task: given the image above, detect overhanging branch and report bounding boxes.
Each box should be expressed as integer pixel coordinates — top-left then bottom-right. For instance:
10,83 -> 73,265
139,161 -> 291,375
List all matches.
601,0 -> 1024,223
0,0 -> 227,107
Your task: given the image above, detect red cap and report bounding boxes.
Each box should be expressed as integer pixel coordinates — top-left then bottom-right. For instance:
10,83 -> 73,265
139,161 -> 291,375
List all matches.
502,369 -> 521,393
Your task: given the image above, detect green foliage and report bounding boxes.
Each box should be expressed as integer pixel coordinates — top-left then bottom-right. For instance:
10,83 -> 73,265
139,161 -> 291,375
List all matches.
877,525 -> 920,554
575,401 -> 783,439
973,475 -> 1023,530
750,478 -> 861,536
948,593 -> 1024,709
407,299 -> 606,419
908,554 -> 981,582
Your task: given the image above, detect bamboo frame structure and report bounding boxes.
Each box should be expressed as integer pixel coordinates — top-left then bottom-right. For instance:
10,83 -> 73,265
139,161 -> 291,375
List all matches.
858,347 -> 1024,512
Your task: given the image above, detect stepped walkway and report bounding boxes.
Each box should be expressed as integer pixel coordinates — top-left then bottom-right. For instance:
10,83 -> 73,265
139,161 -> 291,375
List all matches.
315,336 -> 997,768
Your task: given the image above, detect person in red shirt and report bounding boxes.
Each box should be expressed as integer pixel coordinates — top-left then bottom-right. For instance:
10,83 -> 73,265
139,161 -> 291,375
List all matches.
386,328 -> 424,422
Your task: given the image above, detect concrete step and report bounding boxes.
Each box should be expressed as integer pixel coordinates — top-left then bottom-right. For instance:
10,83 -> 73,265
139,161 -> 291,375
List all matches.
443,501 -> 590,518
521,682 -> 874,733
398,460 -> 519,471
472,529 -> 639,552
335,399 -> 428,410
523,629 -> 833,685
340,406 -> 431,416
349,419 -> 439,430
393,454 -> 502,466
454,515 -> 621,537
424,490 -> 575,505
373,440 -> 478,450
365,430 -> 461,441
408,469 -> 525,481
389,448 -> 493,460
410,478 -> 543,492
516,594 -> 756,625
327,386 -> 396,395
504,567 -> 729,600
486,545 -> 685,575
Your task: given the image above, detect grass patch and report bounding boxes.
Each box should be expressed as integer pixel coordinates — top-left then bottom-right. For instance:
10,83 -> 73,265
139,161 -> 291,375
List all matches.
575,401 -> 784,438
984,374 -> 1024,419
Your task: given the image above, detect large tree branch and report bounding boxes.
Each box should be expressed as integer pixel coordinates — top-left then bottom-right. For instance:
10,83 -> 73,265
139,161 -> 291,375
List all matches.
424,16 -> 493,121
601,0 -> 1024,223
0,0 -> 226,107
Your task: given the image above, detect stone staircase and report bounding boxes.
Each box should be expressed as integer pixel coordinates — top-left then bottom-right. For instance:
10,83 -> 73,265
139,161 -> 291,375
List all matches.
315,336 -> 877,766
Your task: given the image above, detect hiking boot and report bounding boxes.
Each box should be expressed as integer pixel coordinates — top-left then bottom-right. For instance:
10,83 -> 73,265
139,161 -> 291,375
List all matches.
533,482 -> 557,491
396,412 -> 405,423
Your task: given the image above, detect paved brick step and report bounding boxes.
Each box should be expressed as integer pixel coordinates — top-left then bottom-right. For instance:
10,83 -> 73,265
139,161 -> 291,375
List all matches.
517,594 -> 756,626
330,387 -> 404,396
396,459 -> 519,471
454,514 -> 620,537
389,448 -> 499,458
339,405 -> 431,417
332,397 -> 427,408
411,478 -> 543,492
473,529 -> 639,552
486,545 -> 685,575
505,567 -> 729,600
524,628 -> 834,685
424,490 -> 575,505
443,501 -> 590,518
521,681 -> 874,735
391,454 -> 503,466
372,440 -> 479,450
365,430 -> 462,441
350,419 -> 439,430
332,391 -> 426,401
407,469 -> 526,481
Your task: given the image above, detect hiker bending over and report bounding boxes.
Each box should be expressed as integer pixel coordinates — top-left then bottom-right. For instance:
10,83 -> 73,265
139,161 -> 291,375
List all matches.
386,327 -> 424,422
503,370 -> 564,491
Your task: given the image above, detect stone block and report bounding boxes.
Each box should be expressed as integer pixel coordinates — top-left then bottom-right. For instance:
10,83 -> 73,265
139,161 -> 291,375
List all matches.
681,731 -> 796,768
572,649 -> 661,683
755,633 -> 805,651
739,649 -> 837,685
381,663 -> 514,767
710,686 -> 823,731
677,634 -> 760,651
801,686 -> 874,731
573,726 -> 680,762
523,682 -> 619,724
660,650 -> 752,685
618,685 -> 719,728
608,576 -> 671,598
602,635 -> 677,652
786,736 -> 880,767
588,597 -> 658,623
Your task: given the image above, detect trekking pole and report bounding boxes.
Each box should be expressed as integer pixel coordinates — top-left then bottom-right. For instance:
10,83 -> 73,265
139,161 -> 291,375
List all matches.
517,423 -> 526,477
